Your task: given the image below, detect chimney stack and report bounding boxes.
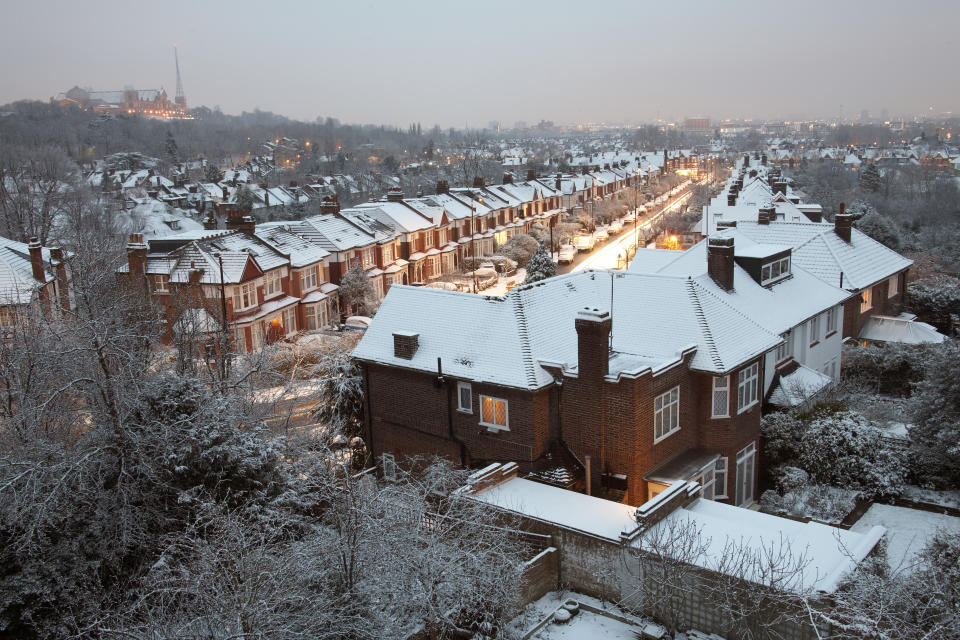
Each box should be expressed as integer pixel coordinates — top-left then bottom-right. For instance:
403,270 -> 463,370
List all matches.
575,307 -> 612,379
727,192 -> 738,206
473,176 -> 485,188
126,233 -> 149,288
386,187 -> 404,202
435,180 -> 449,195
224,205 -> 256,235
203,214 -> 218,230
555,173 -> 562,191
320,195 -> 340,214
773,180 -> 787,196
393,331 -> 419,359
526,169 -> 536,181
834,202 -> 852,243
27,237 -> 45,283
502,173 -> 513,184
758,205 -> 776,225
707,236 -> 735,291
48,247 -> 70,311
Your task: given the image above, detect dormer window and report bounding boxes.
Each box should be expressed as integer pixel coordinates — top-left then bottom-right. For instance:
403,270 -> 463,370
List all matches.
760,255 -> 790,285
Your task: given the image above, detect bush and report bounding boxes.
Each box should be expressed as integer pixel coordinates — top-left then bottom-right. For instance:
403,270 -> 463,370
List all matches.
908,339 -> 960,487
496,234 -> 539,268
841,342 -> 932,396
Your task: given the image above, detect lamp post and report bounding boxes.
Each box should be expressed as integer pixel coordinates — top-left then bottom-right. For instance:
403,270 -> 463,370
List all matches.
212,251 -> 229,389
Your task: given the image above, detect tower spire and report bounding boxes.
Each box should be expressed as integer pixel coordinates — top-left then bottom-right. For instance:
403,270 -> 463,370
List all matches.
174,45 -> 186,108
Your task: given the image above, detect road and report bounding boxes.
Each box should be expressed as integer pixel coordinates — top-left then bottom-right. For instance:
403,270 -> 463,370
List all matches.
569,190 -> 694,272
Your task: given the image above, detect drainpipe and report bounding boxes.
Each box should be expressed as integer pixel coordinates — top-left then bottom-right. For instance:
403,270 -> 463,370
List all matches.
585,455 -> 592,496
439,357 -> 468,466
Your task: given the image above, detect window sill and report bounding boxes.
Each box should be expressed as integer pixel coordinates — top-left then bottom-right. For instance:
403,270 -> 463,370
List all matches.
264,291 -> 284,301
480,423 -> 509,433
653,427 -> 680,445
737,400 -> 758,415
775,356 -> 793,367
456,408 -> 473,415
824,331 -> 838,339
809,340 -> 819,348
711,413 -> 730,419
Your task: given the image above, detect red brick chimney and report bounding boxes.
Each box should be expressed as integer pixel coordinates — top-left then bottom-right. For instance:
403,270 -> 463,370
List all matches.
126,233 -> 149,288
473,176 -> 485,188
707,236 -> 735,291
386,187 -> 404,202
48,247 -> 70,311
435,180 -> 449,195
27,237 -> 45,283
757,205 -> 776,225
224,206 -> 255,235
835,202 -> 852,243
526,169 -> 537,181
320,195 -> 340,214
575,308 -> 611,379
502,173 -> 513,184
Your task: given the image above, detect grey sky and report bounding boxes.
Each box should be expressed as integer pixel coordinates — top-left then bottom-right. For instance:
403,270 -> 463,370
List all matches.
2,0 -> 957,127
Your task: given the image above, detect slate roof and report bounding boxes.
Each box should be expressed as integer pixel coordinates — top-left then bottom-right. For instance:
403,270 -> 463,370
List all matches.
735,221 -> 913,291
0,236 -> 53,305
353,270 -> 781,391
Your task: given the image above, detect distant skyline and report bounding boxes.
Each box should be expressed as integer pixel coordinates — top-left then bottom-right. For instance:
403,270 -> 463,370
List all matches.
2,0 -> 958,128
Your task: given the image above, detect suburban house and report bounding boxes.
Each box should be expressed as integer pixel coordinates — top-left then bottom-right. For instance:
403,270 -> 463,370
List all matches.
0,234 -> 72,330
118,221 -> 337,353
735,210 -> 913,341
353,266 -> 786,507
630,229 -> 852,407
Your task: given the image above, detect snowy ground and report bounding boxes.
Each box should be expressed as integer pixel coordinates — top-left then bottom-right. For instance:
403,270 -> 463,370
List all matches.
479,268 -> 528,296
505,591 -> 674,640
902,485 -> 960,510
851,503 -> 960,571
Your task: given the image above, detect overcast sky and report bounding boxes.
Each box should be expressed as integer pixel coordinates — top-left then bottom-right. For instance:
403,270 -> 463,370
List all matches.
2,0 -> 957,127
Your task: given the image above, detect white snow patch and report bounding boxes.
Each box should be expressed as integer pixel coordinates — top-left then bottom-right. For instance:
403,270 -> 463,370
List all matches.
850,503 -> 960,571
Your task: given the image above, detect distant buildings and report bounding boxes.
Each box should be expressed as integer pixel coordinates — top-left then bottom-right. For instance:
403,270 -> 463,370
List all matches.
55,86 -> 189,119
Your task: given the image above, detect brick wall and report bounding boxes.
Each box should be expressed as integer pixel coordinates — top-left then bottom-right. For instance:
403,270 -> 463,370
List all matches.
842,269 -> 907,339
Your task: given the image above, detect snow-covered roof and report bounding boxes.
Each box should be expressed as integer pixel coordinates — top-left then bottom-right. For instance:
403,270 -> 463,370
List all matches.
0,236 -> 54,305
858,315 -> 946,345
289,214 -> 376,252
353,270 -> 782,390
769,363 -> 834,407
630,231 -> 851,335
254,225 -> 330,267
736,221 -> 913,292
646,497 -> 885,594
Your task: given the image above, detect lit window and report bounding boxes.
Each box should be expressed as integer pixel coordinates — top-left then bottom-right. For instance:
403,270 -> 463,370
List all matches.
654,386 -> 680,442
712,376 -> 729,418
888,275 -> 899,297
457,382 -> 472,413
737,362 -> 759,413
860,287 -> 872,313
479,395 -> 509,430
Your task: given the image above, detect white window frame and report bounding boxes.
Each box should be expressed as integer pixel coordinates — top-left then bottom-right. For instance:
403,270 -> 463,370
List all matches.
233,281 -> 257,312
737,362 -> 759,414
698,461 -> 716,501
381,453 -> 397,481
711,376 -> 729,418
479,394 -> 509,431
281,307 -> 296,336
760,256 -> 791,285
825,306 -> 838,335
735,442 -> 756,507
714,457 -> 728,499
888,274 -> 899,297
654,386 -> 680,443
362,247 -> 375,267
300,266 -> 318,293
264,269 -> 283,298
860,287 -> 872,313
775,329 -> 794,362
382,243 -> 394,265
457,382 -> 472,414
809,314 -> 821,345
152,274 -> 169,293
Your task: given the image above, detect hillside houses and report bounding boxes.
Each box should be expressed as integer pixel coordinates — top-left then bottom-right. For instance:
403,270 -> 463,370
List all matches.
0,235 -> 72,330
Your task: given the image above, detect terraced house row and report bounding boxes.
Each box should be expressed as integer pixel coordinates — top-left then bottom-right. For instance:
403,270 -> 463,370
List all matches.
115,166 -> 654,351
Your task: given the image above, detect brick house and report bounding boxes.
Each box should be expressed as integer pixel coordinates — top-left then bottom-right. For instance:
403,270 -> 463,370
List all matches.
0,234 -> 72,330
118,222 -> 336,352
353,265 -> 785,507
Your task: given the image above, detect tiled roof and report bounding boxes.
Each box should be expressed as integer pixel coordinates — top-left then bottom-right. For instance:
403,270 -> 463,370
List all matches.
736,221 -> 913,291
353,270 -> 781,390
0,237 -> 53,305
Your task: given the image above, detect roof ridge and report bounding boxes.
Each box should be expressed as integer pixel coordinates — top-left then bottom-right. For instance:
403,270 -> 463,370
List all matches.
511,290 -> 539,388
685,279 -> 724,370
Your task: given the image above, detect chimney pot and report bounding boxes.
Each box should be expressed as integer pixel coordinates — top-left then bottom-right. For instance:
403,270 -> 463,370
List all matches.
393,331 -> 419,359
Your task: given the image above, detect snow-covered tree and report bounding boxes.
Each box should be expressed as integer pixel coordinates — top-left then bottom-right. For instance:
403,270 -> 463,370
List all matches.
312,347 -> 364,439
859,162 -> 882,192
338,263 -> 377,316
496,233 -> 539,268
235,184 -> 255,213
909,339 -> 960,486
855,211 -> 902,250
524,243 -> 557,284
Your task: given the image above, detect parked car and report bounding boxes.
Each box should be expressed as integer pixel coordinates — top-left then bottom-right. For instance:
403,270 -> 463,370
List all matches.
608,219 -> 623,234
558,245 -> 576,263
344,316 -> 372,331
594,227 -> 609,242
575,235 -> 595,252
